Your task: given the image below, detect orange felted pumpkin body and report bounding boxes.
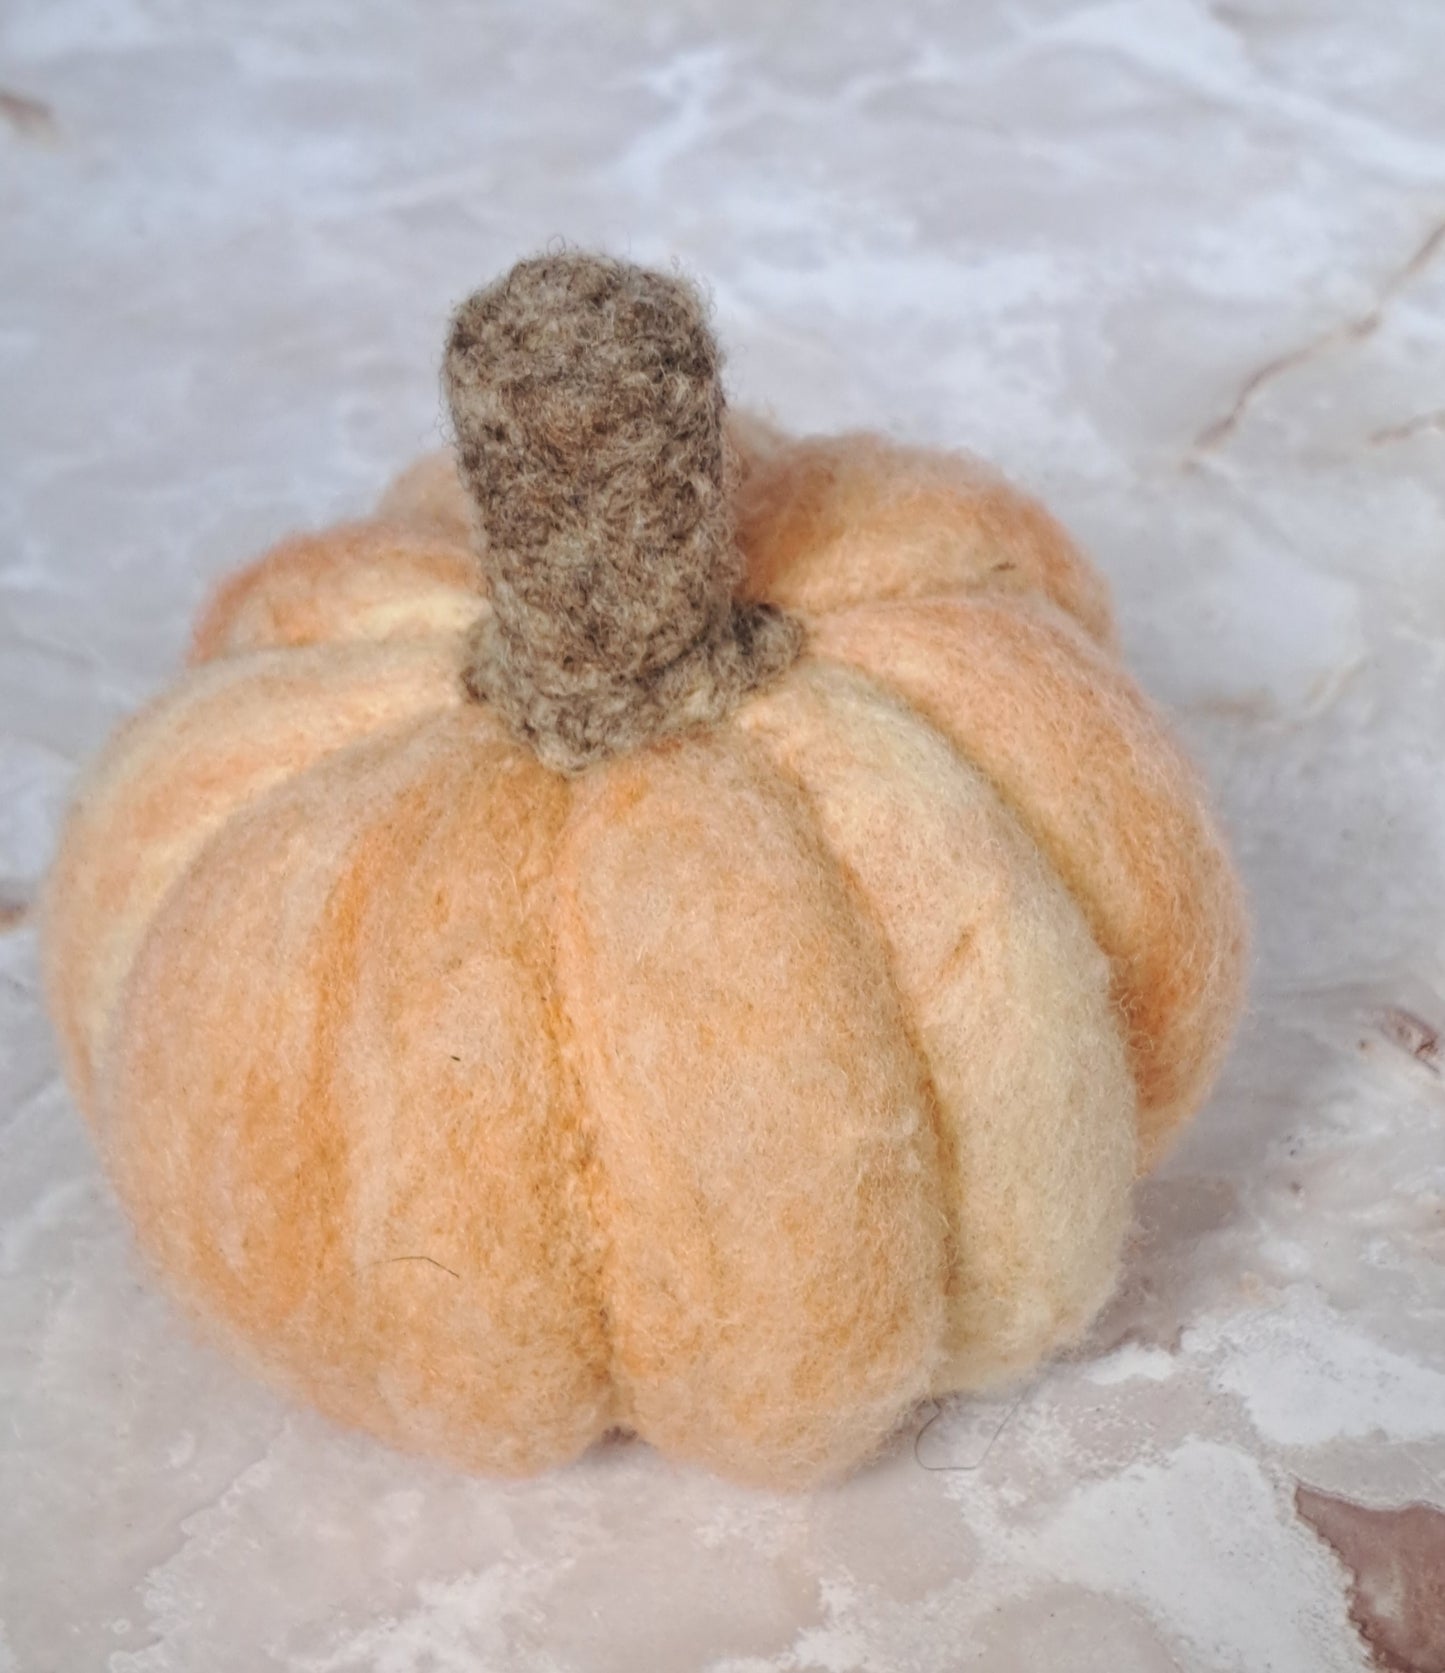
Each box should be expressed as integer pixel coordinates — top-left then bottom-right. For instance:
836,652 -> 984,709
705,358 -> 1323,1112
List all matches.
43,256 -> 1246,1488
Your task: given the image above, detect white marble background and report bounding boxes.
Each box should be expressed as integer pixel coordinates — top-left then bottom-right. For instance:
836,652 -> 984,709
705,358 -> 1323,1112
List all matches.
3,1 -> 1444,1668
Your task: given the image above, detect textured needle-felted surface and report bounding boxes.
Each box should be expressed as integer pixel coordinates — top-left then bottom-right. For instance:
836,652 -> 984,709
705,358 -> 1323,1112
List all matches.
445,254 -> 803,772
41,255 -> 1246,1489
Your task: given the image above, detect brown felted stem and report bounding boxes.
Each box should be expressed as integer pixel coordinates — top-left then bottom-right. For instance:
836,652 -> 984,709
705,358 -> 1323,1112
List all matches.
442,253 -> 804,774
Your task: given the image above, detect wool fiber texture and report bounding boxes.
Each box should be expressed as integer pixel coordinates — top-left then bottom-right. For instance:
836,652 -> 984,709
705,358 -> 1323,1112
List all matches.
43,252 -> 1248,1489
444,253 -> 802,772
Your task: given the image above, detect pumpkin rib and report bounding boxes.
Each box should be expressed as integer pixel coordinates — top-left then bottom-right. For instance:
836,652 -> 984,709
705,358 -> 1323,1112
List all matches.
739,661 -> 1137,1387
735,432 -> 1117,647
730,702 -> 959,1360
189,523 -> 481,665
98,720 -> 456,1381
549,730 -> 949,1487
375,451 -> 476,547
42,638 -> 462,1111
107,709 -> 613,1474
535,828 -> 629,1435
813,596 -> 1247,1162
330,715 -> 613,1469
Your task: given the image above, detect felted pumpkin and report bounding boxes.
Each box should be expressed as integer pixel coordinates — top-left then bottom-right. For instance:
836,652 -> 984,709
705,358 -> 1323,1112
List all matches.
42,254 -> 1247,1489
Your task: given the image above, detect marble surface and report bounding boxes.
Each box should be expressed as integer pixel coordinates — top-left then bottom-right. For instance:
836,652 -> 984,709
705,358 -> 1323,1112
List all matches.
3,1 -> 1445,1668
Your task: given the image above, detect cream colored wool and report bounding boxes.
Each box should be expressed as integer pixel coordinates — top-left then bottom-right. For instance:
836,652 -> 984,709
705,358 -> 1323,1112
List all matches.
43,253 -> 1247,1489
